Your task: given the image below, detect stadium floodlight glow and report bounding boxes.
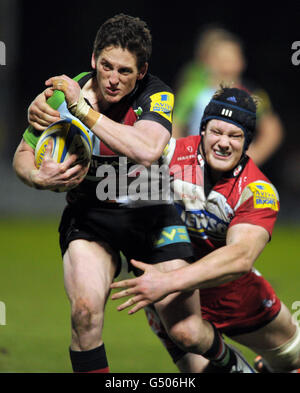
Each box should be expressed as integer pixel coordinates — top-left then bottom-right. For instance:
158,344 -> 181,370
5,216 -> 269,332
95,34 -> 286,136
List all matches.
0,41 -> 6,66
0,302 -> 6,326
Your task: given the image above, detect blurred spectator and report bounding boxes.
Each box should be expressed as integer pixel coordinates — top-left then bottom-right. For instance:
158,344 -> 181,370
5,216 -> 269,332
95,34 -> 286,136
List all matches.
173,26 -> 284,167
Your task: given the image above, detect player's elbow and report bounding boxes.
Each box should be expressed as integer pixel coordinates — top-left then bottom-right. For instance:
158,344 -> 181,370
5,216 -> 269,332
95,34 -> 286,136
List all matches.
12,149 -> 22,175
132,148 -> 162,167
237,255 -> 253,275
237,258 -> 253,276
234,247 -> 254,275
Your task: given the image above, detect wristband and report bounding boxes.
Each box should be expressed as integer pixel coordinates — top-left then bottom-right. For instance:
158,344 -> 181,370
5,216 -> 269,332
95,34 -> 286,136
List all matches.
68,91 -> 102,129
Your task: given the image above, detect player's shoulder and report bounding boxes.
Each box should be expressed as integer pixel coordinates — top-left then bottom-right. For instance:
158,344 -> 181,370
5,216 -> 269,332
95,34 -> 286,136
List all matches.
243,158 -> 277,189
135,73 -> 173,102
237,157 -> 279,211
162,135 -> 200,166
175,135 -> 201,154
144,73 -> 173,93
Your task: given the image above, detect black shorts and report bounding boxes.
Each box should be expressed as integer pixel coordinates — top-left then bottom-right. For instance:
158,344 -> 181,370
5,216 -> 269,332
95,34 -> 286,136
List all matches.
58,202 -> 193,276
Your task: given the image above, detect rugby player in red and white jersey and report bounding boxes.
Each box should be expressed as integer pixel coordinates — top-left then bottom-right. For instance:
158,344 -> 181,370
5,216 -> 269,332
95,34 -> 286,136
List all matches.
111,86 -> 300,373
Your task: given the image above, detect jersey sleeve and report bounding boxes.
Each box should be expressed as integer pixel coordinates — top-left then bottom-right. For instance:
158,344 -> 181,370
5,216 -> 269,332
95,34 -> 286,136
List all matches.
22,72 -> 90,149
135,76 -> 174,133
229,181 -> 279,237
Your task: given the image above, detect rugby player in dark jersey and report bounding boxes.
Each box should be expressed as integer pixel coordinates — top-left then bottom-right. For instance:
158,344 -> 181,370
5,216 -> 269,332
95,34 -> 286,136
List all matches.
13,15 -> 254,373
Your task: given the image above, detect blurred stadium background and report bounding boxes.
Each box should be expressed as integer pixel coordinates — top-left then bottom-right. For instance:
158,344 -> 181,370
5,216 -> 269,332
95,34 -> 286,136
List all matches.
0,0 -> 299,372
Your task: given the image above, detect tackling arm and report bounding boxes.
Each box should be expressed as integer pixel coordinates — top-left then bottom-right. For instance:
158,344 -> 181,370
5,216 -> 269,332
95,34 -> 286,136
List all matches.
168,223 -> 269,292
110,223 -> 270,313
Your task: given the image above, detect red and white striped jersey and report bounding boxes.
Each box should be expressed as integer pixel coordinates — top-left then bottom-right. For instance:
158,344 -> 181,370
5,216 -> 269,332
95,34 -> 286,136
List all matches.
163,135 -> 279,257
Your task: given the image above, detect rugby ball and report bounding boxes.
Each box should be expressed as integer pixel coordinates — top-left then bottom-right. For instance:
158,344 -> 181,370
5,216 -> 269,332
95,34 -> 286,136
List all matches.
35,118 -> 93,192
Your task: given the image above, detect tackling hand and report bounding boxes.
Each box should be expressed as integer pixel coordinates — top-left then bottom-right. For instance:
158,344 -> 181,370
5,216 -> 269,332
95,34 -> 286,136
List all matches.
110,259 -> 172,314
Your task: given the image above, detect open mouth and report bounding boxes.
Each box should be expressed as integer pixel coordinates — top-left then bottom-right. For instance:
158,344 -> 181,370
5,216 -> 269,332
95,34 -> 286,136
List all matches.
106,87 -> 119,96
214,150 -> 231,158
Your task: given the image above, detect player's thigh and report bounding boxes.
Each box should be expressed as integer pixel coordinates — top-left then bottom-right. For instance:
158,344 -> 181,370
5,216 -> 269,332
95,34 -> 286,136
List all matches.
231,302 -> 297,350
63,239 -> 119,311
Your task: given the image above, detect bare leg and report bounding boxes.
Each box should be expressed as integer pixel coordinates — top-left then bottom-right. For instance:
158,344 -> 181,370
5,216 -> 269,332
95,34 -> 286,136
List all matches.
63,239 -> 118,351
231,303 -> 300,371
176,353 -> 209,373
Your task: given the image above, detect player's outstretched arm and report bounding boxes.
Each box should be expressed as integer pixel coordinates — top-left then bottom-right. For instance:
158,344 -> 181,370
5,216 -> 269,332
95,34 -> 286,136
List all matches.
13,139 -> 88,190
110,259 -> 178,314
110,224 -> 270,314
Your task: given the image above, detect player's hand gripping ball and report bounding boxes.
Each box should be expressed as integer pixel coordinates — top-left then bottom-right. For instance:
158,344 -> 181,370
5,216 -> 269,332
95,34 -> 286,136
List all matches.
35,118 -> 92,192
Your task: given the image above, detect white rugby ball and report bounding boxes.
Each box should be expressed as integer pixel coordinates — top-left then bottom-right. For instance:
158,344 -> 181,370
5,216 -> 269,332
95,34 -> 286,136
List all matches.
35,118 -> 93,192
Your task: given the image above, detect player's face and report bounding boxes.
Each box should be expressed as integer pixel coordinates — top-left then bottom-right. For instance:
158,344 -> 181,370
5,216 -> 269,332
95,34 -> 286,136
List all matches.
92,46 -> 147,107
202,119 -> 245,176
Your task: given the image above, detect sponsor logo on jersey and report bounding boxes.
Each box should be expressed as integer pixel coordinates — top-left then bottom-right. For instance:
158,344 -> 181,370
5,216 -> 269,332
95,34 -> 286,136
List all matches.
176,204 -> 229,241
177,154 -> 195,161
150,92 -> 174,122
248,182 -> 279,211
154,225 -> 190,247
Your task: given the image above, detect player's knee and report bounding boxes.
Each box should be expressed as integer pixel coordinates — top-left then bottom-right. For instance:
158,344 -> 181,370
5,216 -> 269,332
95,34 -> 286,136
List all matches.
168,317 -> 204,353
71,297 -> 100,333
260,324 -> 300,372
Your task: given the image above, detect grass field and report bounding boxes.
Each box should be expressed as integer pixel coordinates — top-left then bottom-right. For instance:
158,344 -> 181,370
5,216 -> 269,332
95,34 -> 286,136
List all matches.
0,216 -> 299,373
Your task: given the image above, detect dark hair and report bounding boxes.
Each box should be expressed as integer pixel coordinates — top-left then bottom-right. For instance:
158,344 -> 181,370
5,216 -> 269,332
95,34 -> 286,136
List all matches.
93,14 -> 152,70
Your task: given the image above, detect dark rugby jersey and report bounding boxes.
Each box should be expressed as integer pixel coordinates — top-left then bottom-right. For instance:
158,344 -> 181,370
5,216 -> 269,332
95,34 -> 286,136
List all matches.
23,72 -> 175,206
